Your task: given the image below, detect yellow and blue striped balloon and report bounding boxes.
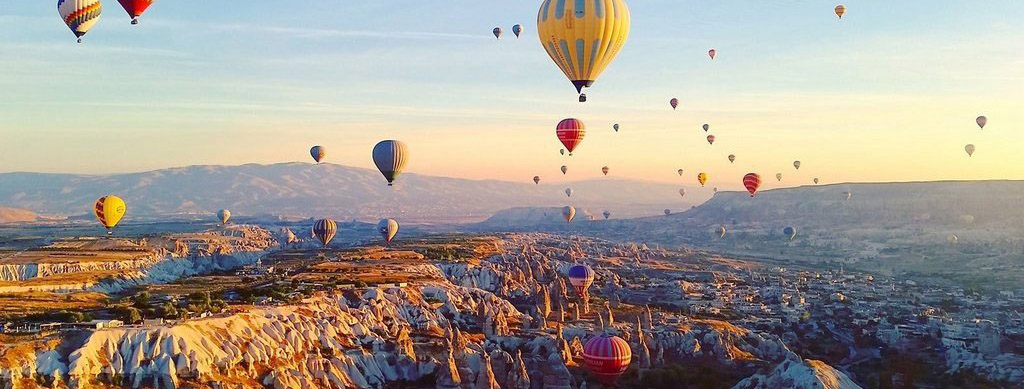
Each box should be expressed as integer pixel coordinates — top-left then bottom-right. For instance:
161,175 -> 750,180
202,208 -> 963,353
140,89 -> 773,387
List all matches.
537,0 -> 631,94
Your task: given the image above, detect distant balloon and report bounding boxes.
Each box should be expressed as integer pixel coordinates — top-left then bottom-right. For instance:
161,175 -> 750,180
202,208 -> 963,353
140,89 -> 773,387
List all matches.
565,188 -> 573,198
117,0 -> 153,25
512,24 -> 523,38
708,49 -> 717,60
664,209 -> 672,216
561,165 -> 569,175
562,205 -> 577,223
743,173 -> 762,197
534,176 -> 541,185
948,235 -> 959,245
702,123 -> 710,132
718,226 -> 727,239
59,0 -> 102,43
372,140 -> 409,186
94,195 -> 126,235
776,173 -> 783,182
793,161 -> 802,170
697,173 -> 708,187
713,187 -> 718,193
976,116 -> 987,129
378,218 -> 399,244
845,191 -> 852,201
728,154 -> 736,163
677,169 -> 684,177
783,226 -> 797,241
537,0 -> 631,97
556,118 -> 586,155
678,188 -> 686,197
217,209 -> 231,225
492,27 -> 502,39
602,166 -> 610,176
613,123 -> 620,132
965,144 -> 976,157
560,149 -> 566,156
582,334 -> 632,386
603,210 -> 611,220
568,264 -> 594,297
310,146 -> 327,164
313,219 -> 337,247
834,4 -> 846,19
670,98 -> 679,110
813,178 -> 820,184
707,135 -> 716,145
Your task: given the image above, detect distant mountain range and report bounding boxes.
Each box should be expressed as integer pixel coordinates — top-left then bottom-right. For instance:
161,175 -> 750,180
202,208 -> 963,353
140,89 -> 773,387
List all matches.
0,163 -> 690,223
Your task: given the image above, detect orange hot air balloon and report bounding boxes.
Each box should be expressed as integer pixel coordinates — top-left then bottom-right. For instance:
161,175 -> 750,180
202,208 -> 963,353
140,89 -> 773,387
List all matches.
835,4 -> 846,19
556,119 -> 585,155
708,49 -> 716,60
670,98 -> 679,110
707,135 -> 716,145
118,0 -> 154,25
743,173 -> 762,197
601,166 -> 610,176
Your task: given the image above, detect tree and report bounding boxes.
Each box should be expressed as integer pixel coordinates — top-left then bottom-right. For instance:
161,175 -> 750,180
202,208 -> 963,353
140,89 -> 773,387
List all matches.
121,307 -> 142,324
132,291 -> 151,309
160,303 -> 178,319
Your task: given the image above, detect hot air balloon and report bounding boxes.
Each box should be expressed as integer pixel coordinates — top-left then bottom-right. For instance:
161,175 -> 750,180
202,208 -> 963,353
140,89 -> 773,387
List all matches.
948,235 -> 959,245
664,209 -> 672,215
512,24 -> 523,38
378,218 -> 399,244
718,226 -> 727,239
783,226 -> 797,241
534,176 -> 541,185
313,219 -> 337,247
603,210 -> 611,220
713,187 -> 719,193
59,0 -> 102,43
728,154 -> 736,163
493,27 -> 502,39
697,173 -> 708,187
310,146 -> 326,164
94,195 -> 126,235
678,188 -> 686,197
601,166 -> 609,176
776,173 -> 783,182
707,135 -> 716,145
565,188 -> 573,198
670,98 -> 679,110
702,123 -> 710,132
708,49 -> 717,60
563,206 -> 577,222
556,118 -> 585,155
560,149 -> 566,156
793,161 -> 802,170
965,144 -> 976,157
217,209 -> 231,226
613,123 -> 620,132
567,264 -> 594,297
561,165 -> 569,175
117,0 -> 152,25
582,334 -> 632,386
845,191 -> 852,201
976,116 -> 987,129
372,140 -> 409,186
677,169 -> 684,177
813,178 -> 820,184
834,4 -> 846,19
743,173 -> 762,197
537,0 -> 630,98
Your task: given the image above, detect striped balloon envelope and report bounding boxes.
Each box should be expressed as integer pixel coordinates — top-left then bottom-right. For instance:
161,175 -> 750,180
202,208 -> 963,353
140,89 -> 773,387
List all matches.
312,219 -> 338,247
94,195 -> 126,235
556,119 -> 585,155
58,0 -> 102,43
567,264 -> 594,297
537,0 -> 631,95
372,140 -> 409,186
743,173 -> 762,197
582,334 -> 632,386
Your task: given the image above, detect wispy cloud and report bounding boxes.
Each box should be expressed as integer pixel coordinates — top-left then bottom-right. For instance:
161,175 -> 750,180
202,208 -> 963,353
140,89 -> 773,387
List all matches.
214,24 -> 481,41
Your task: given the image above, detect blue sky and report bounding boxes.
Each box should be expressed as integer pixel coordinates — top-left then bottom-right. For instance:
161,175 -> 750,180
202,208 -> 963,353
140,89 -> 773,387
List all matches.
1,1 -> 1022,190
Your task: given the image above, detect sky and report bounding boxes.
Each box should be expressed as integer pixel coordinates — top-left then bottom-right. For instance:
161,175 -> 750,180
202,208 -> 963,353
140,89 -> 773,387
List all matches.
1,1 -> 1023,191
